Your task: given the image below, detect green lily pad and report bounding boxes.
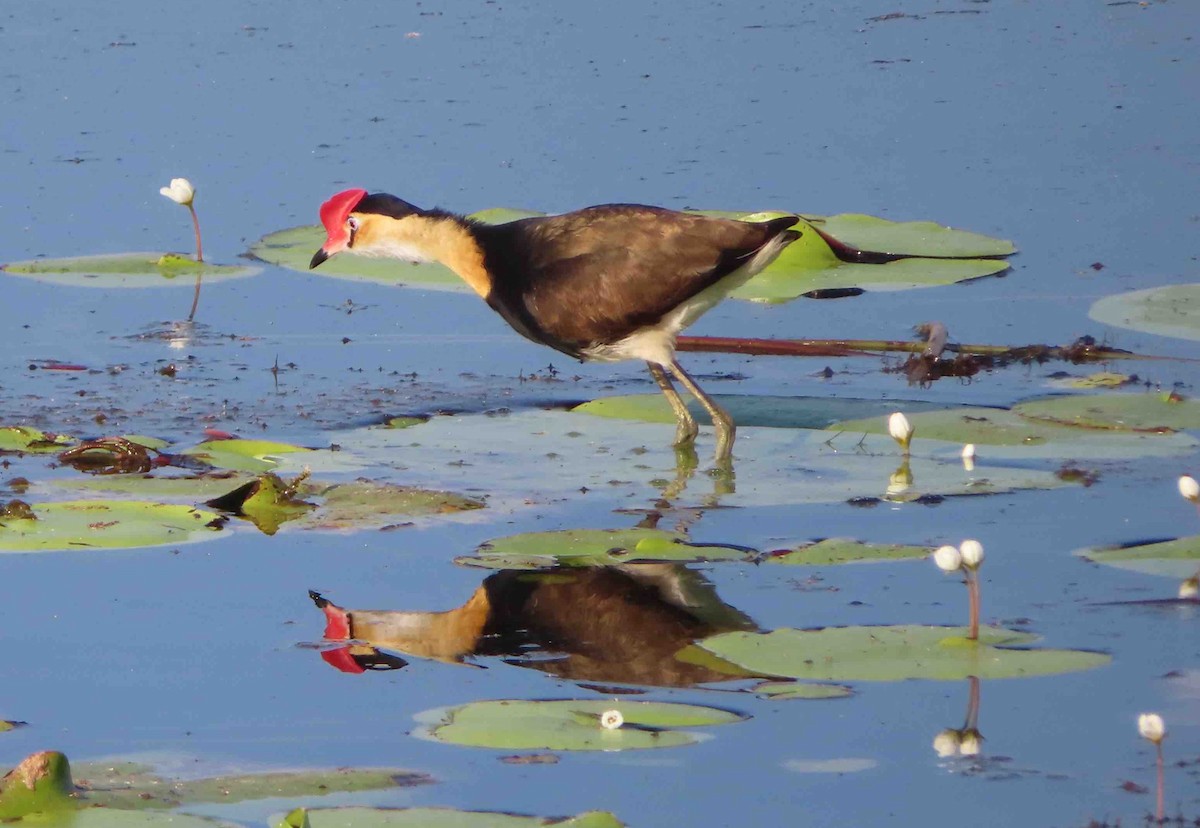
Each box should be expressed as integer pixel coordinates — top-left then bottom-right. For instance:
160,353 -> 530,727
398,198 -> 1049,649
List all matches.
53,474 -> 258,499
0,500 -> 221,552
383,416 -> 427,430
331,409 -> 1071,509
814,214 -> 1016,258
1078,535 -> 1200,578
754,681 -> 854,700
0,426 -> 74,453
275,807 -> 622,828
459,528 -> 753,570
68,761 -> 428,812
695,625 -> 1111,681
414,699 -> 746,751
766,538 -> 931,565
300,480 -> 485,530
827,406 -> 1198,459
181,439 -> 315,473
1,720 -> 24,732
573,394 -> 944,430
1,253 -> 259,288
1013,393 -> 1200,432
1089,283 -> 1200,342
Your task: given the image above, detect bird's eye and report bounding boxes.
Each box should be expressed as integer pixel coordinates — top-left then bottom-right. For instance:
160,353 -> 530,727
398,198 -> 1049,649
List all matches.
347,216 -> 360,232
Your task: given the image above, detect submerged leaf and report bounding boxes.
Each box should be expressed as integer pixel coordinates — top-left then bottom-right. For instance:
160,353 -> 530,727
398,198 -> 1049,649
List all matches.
695,625 -> 1111,681
274,806 -> 623,828
460,528 -> 752,570
1014,393 -> 1200,432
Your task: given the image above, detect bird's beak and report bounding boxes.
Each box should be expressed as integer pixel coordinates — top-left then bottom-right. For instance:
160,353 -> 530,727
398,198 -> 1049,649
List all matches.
309,248 -> 330,269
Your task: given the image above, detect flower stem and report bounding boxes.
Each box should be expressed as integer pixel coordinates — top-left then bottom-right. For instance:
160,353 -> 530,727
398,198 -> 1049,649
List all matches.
966,571 -> 980,641
1156,740 -> 1164,822
187,203 -> 204,262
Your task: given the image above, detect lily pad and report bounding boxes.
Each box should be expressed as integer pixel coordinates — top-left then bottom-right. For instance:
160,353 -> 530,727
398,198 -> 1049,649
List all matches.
53,473 -> 258,499
1089,284 -> 1200,342
0,500 -> 221,552
1077,535 -> 1200,578
754,681 -> 854,700
1,252 -> 259,288
765,538 -> 932,566
1013,393 -> 1200,432
813,213 -> 1016,258
459,528 -> 753,570
573,394 -> 944,430
275,807 -> 622,828
0,751 -> 74,820
68,761 -> 428,812
0,720 -> 25,732
0,426 -> 74,453
181,439 -> 315,473
826,406 -> 1198,459
694,625 -> 1111,681
414,699 -> 746,751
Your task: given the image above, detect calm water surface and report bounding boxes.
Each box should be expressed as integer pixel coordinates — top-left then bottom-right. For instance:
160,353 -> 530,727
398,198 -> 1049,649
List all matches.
2,1 -> 1199,825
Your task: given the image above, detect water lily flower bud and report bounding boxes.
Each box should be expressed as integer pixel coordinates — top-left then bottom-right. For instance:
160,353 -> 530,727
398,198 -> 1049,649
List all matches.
1180,577 -> 1199,600
159,177 -> 195,207
961,443 -> 976,472
888,412 -> 914,454
933,545 -> 963,573
1138,713 -> 1166,744
959,540 -> 985,569
600,709 -> 624,730
958,730 -> 982,757
932,729 -> 961,758
1179,475 -> 1200,503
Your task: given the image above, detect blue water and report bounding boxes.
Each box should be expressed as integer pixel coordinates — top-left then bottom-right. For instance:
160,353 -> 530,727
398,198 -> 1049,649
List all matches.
3,1 -> 1200,825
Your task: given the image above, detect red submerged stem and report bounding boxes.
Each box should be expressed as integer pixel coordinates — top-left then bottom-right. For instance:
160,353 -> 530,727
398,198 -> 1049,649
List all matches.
188,203 -> 204,262
967,571 -> 980,641
1156,741 -> 1164,822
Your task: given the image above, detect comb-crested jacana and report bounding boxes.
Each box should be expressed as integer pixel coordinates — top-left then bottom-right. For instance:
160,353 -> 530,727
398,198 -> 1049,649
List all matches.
310,189 -> 801,461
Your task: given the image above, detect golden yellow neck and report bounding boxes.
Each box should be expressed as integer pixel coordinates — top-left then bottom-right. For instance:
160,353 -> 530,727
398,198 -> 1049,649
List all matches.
349,585 -> 492,662
356,214 -> 492,299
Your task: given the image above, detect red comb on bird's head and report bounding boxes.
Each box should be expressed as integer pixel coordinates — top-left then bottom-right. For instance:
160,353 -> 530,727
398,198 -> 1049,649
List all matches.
319,188 -> 368,239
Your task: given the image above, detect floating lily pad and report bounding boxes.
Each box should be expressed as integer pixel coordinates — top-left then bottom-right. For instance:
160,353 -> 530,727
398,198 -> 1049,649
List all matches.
276,806 -> 622,828
301,480 -> 485,530
573,394 -> 944,430
68,761 -> 428,812
181,439 -> 315,473
331,409 -> 1071,509
1090,284 -> 1200,342
730,216 -> 1010,303
414,699 -> 746,751
0,426 -> 74,453
694,625 -> 1111,681
254,211 -> 1011,301
766,538 -> 931,566
1078,535 -> 1200,578
459,528 -> 753,570
0,720 -> 24,733
0,500 -> 221,552
0,751 -> 74,820
383,416 -> 427,430
1013,393 -> 1200,432
754,681 -> 854,700
1048,372 -> 1133,390
827,406 -> 1198,459
1,253 -> 259,288
813,214 -> 1016,258
53,473 -> 258,499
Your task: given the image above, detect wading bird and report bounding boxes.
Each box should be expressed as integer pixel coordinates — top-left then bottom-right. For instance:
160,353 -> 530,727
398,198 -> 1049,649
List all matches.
310,190 -> 801,461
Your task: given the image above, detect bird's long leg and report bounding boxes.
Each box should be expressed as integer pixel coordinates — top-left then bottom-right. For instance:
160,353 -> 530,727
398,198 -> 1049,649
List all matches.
647,362 -> 699,446
668,359 -> 735,463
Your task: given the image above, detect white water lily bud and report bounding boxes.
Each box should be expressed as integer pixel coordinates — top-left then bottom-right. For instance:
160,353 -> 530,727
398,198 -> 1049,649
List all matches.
961,443 -> 976,472
958,730 -> 982,757
959,540 -> 985,569
933,545 -> 963,573
888,412 -> 914,453
600,709 -> 624,730
932,729 -> 961,758
1138,713 -> 1166,744
1180,577 -> 1199,600
1179,475 -> 1200,503
160,177 -> 195,207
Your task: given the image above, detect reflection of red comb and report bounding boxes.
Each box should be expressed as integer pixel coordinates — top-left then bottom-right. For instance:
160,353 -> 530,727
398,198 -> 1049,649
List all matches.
319,188 -> 367,237
321,647 -> 367,674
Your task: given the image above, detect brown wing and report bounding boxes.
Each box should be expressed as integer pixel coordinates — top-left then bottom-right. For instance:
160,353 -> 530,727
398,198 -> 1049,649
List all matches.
478,205 -> 797,351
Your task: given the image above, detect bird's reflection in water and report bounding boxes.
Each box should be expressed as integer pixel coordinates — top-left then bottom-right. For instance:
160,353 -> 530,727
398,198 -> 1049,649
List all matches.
311,563 -> 759,688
